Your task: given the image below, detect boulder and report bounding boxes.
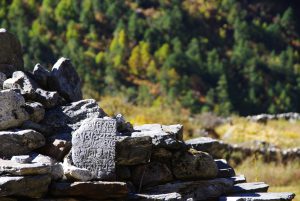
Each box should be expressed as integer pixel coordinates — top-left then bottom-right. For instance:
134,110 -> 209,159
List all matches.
0,28 -> 23,76
21,120 -> 53,137
32,63 -> 51,89
116,136 -> 152,166
171,149 -> 218,180
3,71 -> 64,108
0,129 -> 45,158
41,99 -> 107,135
0,159 -> 51,176
0,175 -> 51,198
220,192 -> 295,201
49,181 -> 128,200
24,102 -> 45,123
49,57 -> 82,102
0,72 -> 7,89
131,162 -> 173,188
0,89 -> 29,130
144,178 -> 234,200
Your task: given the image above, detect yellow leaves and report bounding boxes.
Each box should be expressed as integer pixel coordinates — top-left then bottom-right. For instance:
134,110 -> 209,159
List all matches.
95,51 -> 105,64
128,41 -> 151,76
66,21 -> 79,40
167,68 -> 179,86
155,43 -> 170,64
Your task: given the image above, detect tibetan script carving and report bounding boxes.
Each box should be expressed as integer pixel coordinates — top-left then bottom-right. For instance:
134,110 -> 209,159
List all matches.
72,118 -> 116,180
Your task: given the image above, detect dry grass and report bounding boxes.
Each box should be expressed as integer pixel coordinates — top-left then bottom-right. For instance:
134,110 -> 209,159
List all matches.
216,117 -> 300,148
235,157 -> 300,201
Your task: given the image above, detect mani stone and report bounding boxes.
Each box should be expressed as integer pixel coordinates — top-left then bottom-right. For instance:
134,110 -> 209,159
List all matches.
72,118 -> 117,180
0,28 -> 24,76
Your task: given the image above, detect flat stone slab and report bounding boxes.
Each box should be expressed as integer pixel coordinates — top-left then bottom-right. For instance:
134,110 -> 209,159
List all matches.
72,118 -> 117,180
49,181 -> 128,200
144,178 -> 233,200
219,192 -> 295,201
232,182 -> 269,194
0,175 -> 51,198
0,159 -> 51,175
229,175 -> 247,184
130,192 -> 182,200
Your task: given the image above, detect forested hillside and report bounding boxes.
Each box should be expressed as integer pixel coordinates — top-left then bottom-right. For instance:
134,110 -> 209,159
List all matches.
1,0 -> 300,115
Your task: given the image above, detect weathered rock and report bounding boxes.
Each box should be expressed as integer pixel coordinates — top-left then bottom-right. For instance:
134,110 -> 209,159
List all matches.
0,28 -> 23,76
0,175 -> 51,198
116,166 -> 131,181
171,149 -> 218,180
231,182 -> 269,194
50,181 -> 128,200
32,63 -> 51,89
131,162 -> 173,188
0,129 -> 45,158
41,99 -> 107,135
0,72 -> 7,89
49,57 -> 82,102
130,192 -> 182,201
220,192 -> 295,201
116,136 -> 152,165
115,113 -> 134,135
132,124 -> 185,150
0,159 -> 51,175
215,159 -> 236,178
151,148 -> 173,163
24,102 -> 45,123
144,178 -> 234,200
0,197 -> 17,201
11,155 -> 32,164
72,118 -> 117,180
229,175 -> 247,184
0,89 -> 29,130
38,133 -> 72,161
63,164 -> 94,181
21,120 -> 53,136
31,153 -> 58,165
3,71 -> 64,108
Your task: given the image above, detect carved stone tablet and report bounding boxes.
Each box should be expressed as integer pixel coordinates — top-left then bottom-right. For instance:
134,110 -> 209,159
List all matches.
72,118 -> 116,180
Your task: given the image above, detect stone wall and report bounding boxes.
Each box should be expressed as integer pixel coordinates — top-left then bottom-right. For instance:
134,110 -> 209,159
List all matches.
0,29 -> 296,201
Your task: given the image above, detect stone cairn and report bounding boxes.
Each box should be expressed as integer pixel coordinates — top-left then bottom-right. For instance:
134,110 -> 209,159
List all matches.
0,29 -> 296,201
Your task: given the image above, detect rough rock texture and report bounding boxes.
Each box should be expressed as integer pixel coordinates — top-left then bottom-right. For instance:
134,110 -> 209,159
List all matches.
0,28 -> 23,76
0,175 -> 51,198
132,124 -> 183,140
220,192 -> 295,201
0,72 -> 7,89
0,89 -> 29,130
24,102 -> 45,123
144,178 -> 234,200
0,159 -> 51,175
131,162 -> 173,188
232,182 -> 269,194
50,181 -> 128,200
172,149 -> 218,180
41,99 -> 107,135
63,165 -> 94,181
3,71 -> 64,108
38,133 -> 72,161
32,63 -> 51,89
0,129 -> 45,157
49,57 -> 82,102
130,192 -> 182,201
116,136 -> 152,165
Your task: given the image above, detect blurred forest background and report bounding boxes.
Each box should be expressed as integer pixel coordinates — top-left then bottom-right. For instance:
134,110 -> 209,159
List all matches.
1,0 -> 300,116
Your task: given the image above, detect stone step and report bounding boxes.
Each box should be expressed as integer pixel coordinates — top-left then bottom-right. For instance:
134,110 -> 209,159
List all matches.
231,182 -> 269,194
219,192 -> 295,201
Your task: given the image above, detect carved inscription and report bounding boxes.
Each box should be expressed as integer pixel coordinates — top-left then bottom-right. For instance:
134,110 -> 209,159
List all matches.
72,118 -> 116,180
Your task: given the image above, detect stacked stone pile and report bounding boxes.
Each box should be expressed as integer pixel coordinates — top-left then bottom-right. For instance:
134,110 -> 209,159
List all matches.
0,29 -> 296,201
